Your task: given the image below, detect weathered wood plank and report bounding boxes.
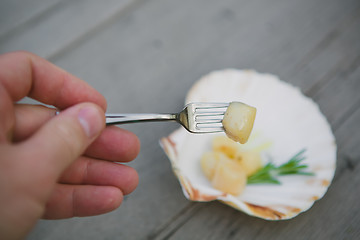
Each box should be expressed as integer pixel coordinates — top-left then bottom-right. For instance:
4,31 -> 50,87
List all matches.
332,90 -> 360,178
287,14 -> 360,176
314,59 -> 360,129
287,7 -> 360,95
0,0 -> 135,58
290,9 -> 360,96
0,0 -> 62,37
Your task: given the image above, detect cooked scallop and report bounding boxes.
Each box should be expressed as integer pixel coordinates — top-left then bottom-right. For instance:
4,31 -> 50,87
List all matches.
222,102 -> 257,144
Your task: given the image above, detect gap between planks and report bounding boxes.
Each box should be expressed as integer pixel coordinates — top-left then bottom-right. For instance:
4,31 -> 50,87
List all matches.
47,0 -> 147,63
0,0 -> 65,40
147,203 -> 204,240
291,5 -> 360,75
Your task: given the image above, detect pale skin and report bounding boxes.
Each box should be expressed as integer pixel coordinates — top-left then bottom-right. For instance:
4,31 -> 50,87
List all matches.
0,51 -> 140,239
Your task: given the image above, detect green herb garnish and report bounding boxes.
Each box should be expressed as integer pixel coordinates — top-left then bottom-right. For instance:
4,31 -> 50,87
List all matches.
247,149 -> 314,185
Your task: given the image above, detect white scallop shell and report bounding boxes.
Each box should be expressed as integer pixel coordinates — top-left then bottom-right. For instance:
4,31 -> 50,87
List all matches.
160,69 -> 336,220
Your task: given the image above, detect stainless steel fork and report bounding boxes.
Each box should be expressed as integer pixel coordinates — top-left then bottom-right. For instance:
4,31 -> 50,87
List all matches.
106,102 -> 229,133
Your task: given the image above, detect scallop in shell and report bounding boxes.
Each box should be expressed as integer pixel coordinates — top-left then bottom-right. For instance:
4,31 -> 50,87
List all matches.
160,69 -> 336,220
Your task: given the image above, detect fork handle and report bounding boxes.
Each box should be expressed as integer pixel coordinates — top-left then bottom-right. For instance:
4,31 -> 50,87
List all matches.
105,113 -> 177,125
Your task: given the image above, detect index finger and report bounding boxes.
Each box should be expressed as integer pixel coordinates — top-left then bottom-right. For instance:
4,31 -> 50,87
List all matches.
0,51 -> 106,110
0,51 -> 106,142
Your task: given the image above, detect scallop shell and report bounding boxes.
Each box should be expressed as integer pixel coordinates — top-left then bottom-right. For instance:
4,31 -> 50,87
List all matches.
160,69 -> 336,220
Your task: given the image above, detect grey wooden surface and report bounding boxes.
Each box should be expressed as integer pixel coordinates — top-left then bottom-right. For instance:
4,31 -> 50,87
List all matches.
1,0 -> 359,239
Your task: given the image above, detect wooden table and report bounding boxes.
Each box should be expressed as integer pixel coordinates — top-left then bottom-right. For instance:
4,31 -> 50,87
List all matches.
1,0 -> 359,239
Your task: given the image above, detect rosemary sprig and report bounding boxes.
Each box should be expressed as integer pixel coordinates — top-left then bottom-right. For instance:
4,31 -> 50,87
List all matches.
247,149 -> 314,185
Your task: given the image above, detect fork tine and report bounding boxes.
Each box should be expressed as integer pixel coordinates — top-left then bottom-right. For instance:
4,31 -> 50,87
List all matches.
194,104 -> 226,121
196,122 -> 223,127
178,102 -> 230,133
195,114 -> 224,122
196,117 -> 224,126
192,102 -> 230,109
195,125 -> 224,133
190,103 -> 229,133
195,112 -> 225,116
196,118 -> 223,123
195,129 -> 224,133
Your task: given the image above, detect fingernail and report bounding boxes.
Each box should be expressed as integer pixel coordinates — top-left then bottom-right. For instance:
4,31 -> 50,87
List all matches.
78,106 -> 103,138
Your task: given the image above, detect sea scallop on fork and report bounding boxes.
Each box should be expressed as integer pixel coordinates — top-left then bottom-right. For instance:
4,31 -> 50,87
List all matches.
160,69 -> 336,220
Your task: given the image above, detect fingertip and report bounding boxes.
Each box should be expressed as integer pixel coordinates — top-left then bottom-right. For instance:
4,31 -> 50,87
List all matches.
124,129 -> 141,162
77,103 -> 105,139
84,186 -> 124,215
106,126 -> 141,161
73,186 -> 124,216
120,166 -> 139,195
43,185 -> 124,219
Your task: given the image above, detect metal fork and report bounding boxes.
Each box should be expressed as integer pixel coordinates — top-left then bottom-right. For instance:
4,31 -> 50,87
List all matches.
105,102 -> 229,133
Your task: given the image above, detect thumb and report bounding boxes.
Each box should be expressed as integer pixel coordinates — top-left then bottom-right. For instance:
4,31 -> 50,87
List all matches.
21,103 -> 105,182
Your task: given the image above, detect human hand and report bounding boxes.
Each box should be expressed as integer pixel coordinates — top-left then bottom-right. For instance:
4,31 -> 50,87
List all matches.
0,52 -> 140,239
